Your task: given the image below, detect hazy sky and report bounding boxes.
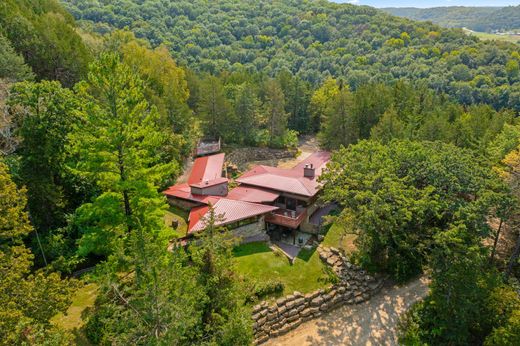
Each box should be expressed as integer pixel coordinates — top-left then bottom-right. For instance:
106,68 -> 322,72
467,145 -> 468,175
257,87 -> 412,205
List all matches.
331,1 -> 520,8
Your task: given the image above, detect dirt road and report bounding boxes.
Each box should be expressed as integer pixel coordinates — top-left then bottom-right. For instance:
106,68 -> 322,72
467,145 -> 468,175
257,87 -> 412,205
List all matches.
266,277 -> 429,346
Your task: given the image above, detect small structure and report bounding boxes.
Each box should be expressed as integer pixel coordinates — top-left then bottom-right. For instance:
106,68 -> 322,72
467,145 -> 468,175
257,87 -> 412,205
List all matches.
195,137 -> 221,157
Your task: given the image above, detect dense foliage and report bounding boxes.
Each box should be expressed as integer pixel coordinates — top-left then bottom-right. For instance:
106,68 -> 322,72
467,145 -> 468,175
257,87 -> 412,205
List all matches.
384,6 -> 520,33
0,0 -> 519,344
0,160 -> 76,345
62,0 -> 520,110
317,80 -> 517,150
0,0 -> 92,86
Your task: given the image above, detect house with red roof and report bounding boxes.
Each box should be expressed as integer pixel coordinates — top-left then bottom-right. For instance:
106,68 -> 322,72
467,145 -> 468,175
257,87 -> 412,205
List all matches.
163,151 -> 331,244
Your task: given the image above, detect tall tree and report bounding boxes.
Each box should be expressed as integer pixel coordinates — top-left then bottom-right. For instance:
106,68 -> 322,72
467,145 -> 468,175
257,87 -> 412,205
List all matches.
71,53 -> 176,257
117,35 -> 196,159
9,81 -> 82,235
309,77 -> 339,133
318,87 -> 356,149
197,75 -> 232,141
262,79 -> 288,148
190,206 -> 253,345
234,83 -> 260,145
0,160 -> 75,345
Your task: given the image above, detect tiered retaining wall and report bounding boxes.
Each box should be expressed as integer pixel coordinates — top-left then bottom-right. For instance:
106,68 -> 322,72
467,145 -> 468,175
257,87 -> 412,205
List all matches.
251,246 -> 384,345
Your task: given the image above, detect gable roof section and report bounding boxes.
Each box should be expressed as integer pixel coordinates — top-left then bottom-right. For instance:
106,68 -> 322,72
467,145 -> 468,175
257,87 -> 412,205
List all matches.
163,183 -> 215,204
188,198 -> 278,233
188,153 -> 225,185
226,186 -> 280,203
236,152 -> 331,197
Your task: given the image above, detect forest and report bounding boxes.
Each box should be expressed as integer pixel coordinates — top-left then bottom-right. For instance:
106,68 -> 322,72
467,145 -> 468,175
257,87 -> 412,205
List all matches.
0,0 -> 519,345
384,5 -> 520,33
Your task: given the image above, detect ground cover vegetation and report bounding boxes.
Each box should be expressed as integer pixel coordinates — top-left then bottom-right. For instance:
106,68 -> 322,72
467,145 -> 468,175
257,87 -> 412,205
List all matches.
0,0 -> 520,345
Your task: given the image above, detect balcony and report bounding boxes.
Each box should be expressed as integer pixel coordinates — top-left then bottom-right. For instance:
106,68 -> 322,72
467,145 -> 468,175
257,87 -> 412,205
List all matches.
265,208 -> 306,229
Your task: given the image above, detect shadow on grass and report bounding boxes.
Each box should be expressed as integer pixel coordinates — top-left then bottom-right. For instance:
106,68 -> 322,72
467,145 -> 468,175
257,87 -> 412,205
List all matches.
296,246 -> 317,262
233,241 -> 272,257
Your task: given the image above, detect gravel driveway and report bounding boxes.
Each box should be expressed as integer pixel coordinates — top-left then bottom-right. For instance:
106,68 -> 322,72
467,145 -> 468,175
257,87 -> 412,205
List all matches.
265,277 -> 429,346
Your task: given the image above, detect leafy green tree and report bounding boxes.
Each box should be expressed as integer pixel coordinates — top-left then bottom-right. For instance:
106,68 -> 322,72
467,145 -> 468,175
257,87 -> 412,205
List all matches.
322,140 -> 494,281
71,53 -> 176,257
9,81 -> 82,234
117,35 -> 196,159
190,206 -> 253,345
0,160 -> 76,345
0,0 -> 92,86
234,83 -> 260,145
0,35 -> 33,82
309,77 -> 339,132
318,87 -> 357,149
262,79 -> 288,148
197,75 -> 233,140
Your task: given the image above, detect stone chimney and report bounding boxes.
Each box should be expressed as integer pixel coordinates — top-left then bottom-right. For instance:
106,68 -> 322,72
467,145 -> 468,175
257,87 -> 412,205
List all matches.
304,163 -> 315,178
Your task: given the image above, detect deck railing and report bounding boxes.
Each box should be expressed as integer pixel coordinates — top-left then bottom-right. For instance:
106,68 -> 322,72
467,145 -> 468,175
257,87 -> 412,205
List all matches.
265,208 -> 306,229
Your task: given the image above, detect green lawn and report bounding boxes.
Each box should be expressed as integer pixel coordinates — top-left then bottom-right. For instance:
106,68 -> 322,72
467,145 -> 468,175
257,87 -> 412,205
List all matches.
233,222 -> 358,298
321,222 -> 358,255
234,242 -> 329,296
52,282 -> 98,346
164,206 -> 188,238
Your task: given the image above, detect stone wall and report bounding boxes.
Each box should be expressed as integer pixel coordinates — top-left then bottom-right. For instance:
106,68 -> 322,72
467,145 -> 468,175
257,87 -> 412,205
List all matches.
232,216 -> 268,243
251,246 -> 384,345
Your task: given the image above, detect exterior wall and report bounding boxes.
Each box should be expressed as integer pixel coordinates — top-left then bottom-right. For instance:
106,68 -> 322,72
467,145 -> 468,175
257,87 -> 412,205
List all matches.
231,216 -> 267,242
299,202 -> 320,234
190,182 -> 228,196
167,197 -> 201,210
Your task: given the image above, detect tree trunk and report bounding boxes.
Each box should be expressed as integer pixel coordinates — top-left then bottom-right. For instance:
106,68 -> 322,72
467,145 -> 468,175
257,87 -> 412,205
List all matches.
489,218 -> 503,263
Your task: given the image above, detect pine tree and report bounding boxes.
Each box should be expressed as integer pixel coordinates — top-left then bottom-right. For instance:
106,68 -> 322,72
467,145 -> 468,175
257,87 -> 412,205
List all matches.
71,53 -> 176,257
234,83 -> 260,145
197,75 -> 232,140
190,205 -> 253,345
262,79 -> 288,148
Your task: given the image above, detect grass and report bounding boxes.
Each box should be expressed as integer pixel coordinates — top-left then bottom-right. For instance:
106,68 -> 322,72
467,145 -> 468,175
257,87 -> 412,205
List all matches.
52,282 -> 98,346
164,205 -> 189,238
321,222 -> 358,254
233,242 -> 329,295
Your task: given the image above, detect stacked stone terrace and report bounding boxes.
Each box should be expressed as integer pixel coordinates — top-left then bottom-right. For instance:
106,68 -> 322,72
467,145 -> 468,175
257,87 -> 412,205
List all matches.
252,246 -> 384,344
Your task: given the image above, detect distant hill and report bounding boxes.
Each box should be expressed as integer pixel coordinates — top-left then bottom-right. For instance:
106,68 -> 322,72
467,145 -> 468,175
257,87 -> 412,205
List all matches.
383,6 -> 520,32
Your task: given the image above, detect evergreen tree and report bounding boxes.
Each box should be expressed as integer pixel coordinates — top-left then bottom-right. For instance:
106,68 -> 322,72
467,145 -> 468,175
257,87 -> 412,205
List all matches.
71,53 -> 176,257
234,83 -> 260,145
262,79 -> 288,148
197,75 -> 232,141
318,87 -> 356,149
190,206 -> 253,345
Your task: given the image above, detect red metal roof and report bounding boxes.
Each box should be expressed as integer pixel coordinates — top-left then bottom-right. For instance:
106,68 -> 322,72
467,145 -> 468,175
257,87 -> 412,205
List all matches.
188,153 -> 225,185
227,186 -> 280,203
188,198 -> 278,233
236,151 -> 330,197
189,177 -> 228,188
163,183 -> 215,204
